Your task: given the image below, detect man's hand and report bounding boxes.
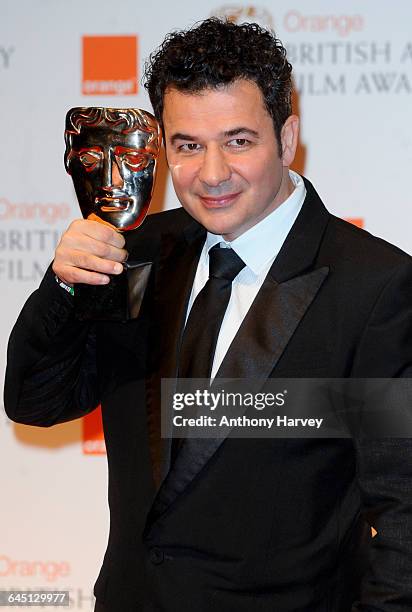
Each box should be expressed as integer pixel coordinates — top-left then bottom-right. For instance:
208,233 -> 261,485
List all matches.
52,219 -> 128,286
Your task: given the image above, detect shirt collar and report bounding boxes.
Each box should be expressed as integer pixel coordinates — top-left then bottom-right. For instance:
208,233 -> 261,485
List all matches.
206,170 -> 306,275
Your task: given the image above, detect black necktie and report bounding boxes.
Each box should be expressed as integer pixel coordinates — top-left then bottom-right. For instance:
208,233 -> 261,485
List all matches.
178,243 -> 246,380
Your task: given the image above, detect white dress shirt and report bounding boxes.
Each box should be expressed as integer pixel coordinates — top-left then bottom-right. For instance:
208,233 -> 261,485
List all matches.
186,170 -> 307,379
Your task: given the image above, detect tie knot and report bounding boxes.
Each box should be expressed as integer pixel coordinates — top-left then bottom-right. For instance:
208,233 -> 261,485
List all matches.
208,244 -> 245,282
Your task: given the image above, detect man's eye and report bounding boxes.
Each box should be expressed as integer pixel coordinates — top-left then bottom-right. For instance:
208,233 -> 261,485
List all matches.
228,138 -> 249,147
121,153 -> 149,171
179,143 -> 201,152
79,152 -> 101,168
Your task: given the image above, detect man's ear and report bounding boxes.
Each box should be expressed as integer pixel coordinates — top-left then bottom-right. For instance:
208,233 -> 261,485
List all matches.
280,115 -> 299,167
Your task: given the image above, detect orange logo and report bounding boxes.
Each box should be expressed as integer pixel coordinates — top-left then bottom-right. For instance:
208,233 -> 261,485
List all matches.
346,217 -> 364,228
82,35 -> 138,96
82,406 -> 106,455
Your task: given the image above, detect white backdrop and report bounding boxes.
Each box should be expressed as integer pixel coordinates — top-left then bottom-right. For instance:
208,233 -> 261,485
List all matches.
1,1 -> 411,608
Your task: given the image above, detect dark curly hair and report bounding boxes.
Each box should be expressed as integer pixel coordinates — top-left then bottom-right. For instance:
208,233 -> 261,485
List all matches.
143,18 -> 292,148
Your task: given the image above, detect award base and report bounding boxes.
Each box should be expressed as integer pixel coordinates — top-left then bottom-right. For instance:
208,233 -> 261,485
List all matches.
74,261 -> 152,321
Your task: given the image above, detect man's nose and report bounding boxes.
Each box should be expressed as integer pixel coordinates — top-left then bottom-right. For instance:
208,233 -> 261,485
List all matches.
198,145 -> 231,187
102,152 -> 123,189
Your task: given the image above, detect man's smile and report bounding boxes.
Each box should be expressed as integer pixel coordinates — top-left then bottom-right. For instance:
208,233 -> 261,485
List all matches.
198,192 -> 242,208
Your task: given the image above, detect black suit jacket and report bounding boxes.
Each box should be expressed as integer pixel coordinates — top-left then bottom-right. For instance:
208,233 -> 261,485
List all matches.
4,178 -> 412,611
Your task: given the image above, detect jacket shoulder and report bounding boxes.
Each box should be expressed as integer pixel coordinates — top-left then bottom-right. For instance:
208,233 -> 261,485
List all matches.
324,215 -> 411,272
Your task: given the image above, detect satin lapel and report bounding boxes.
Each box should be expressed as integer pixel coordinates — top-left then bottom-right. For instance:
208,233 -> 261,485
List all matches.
217,266 -> 329,380
146,226 -> 206,488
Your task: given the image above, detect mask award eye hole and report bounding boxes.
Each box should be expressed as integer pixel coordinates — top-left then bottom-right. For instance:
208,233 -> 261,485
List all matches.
121,153 -> 150,171
79,151 -> 101,169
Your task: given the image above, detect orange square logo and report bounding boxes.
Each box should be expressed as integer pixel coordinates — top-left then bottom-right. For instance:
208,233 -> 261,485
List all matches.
345,217 -> 364,228
82,35 -> 138,96
82,405 -> 106,455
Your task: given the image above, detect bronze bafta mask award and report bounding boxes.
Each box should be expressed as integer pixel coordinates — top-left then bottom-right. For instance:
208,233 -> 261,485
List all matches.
64,107 -> 162,320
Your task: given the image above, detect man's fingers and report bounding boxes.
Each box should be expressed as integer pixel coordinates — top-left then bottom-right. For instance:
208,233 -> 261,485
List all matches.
57,265 -> 111,286
53,249 -> 125,285
64,232 -> 128,263
81,220 -> 125,249
52,219 -> 129,285
53,253 -> 123,285
70,251 -> 123,276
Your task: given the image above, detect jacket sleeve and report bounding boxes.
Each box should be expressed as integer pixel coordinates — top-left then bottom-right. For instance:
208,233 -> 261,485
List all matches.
351,260 -> 412,611
3,265 -> 100,426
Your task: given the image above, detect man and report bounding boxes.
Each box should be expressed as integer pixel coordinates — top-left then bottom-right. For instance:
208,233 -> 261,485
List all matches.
4,18 -> 412,612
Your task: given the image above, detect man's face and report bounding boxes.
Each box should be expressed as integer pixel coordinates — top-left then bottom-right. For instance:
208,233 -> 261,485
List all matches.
163,79 -> 298,241
68,124 -> 157,231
